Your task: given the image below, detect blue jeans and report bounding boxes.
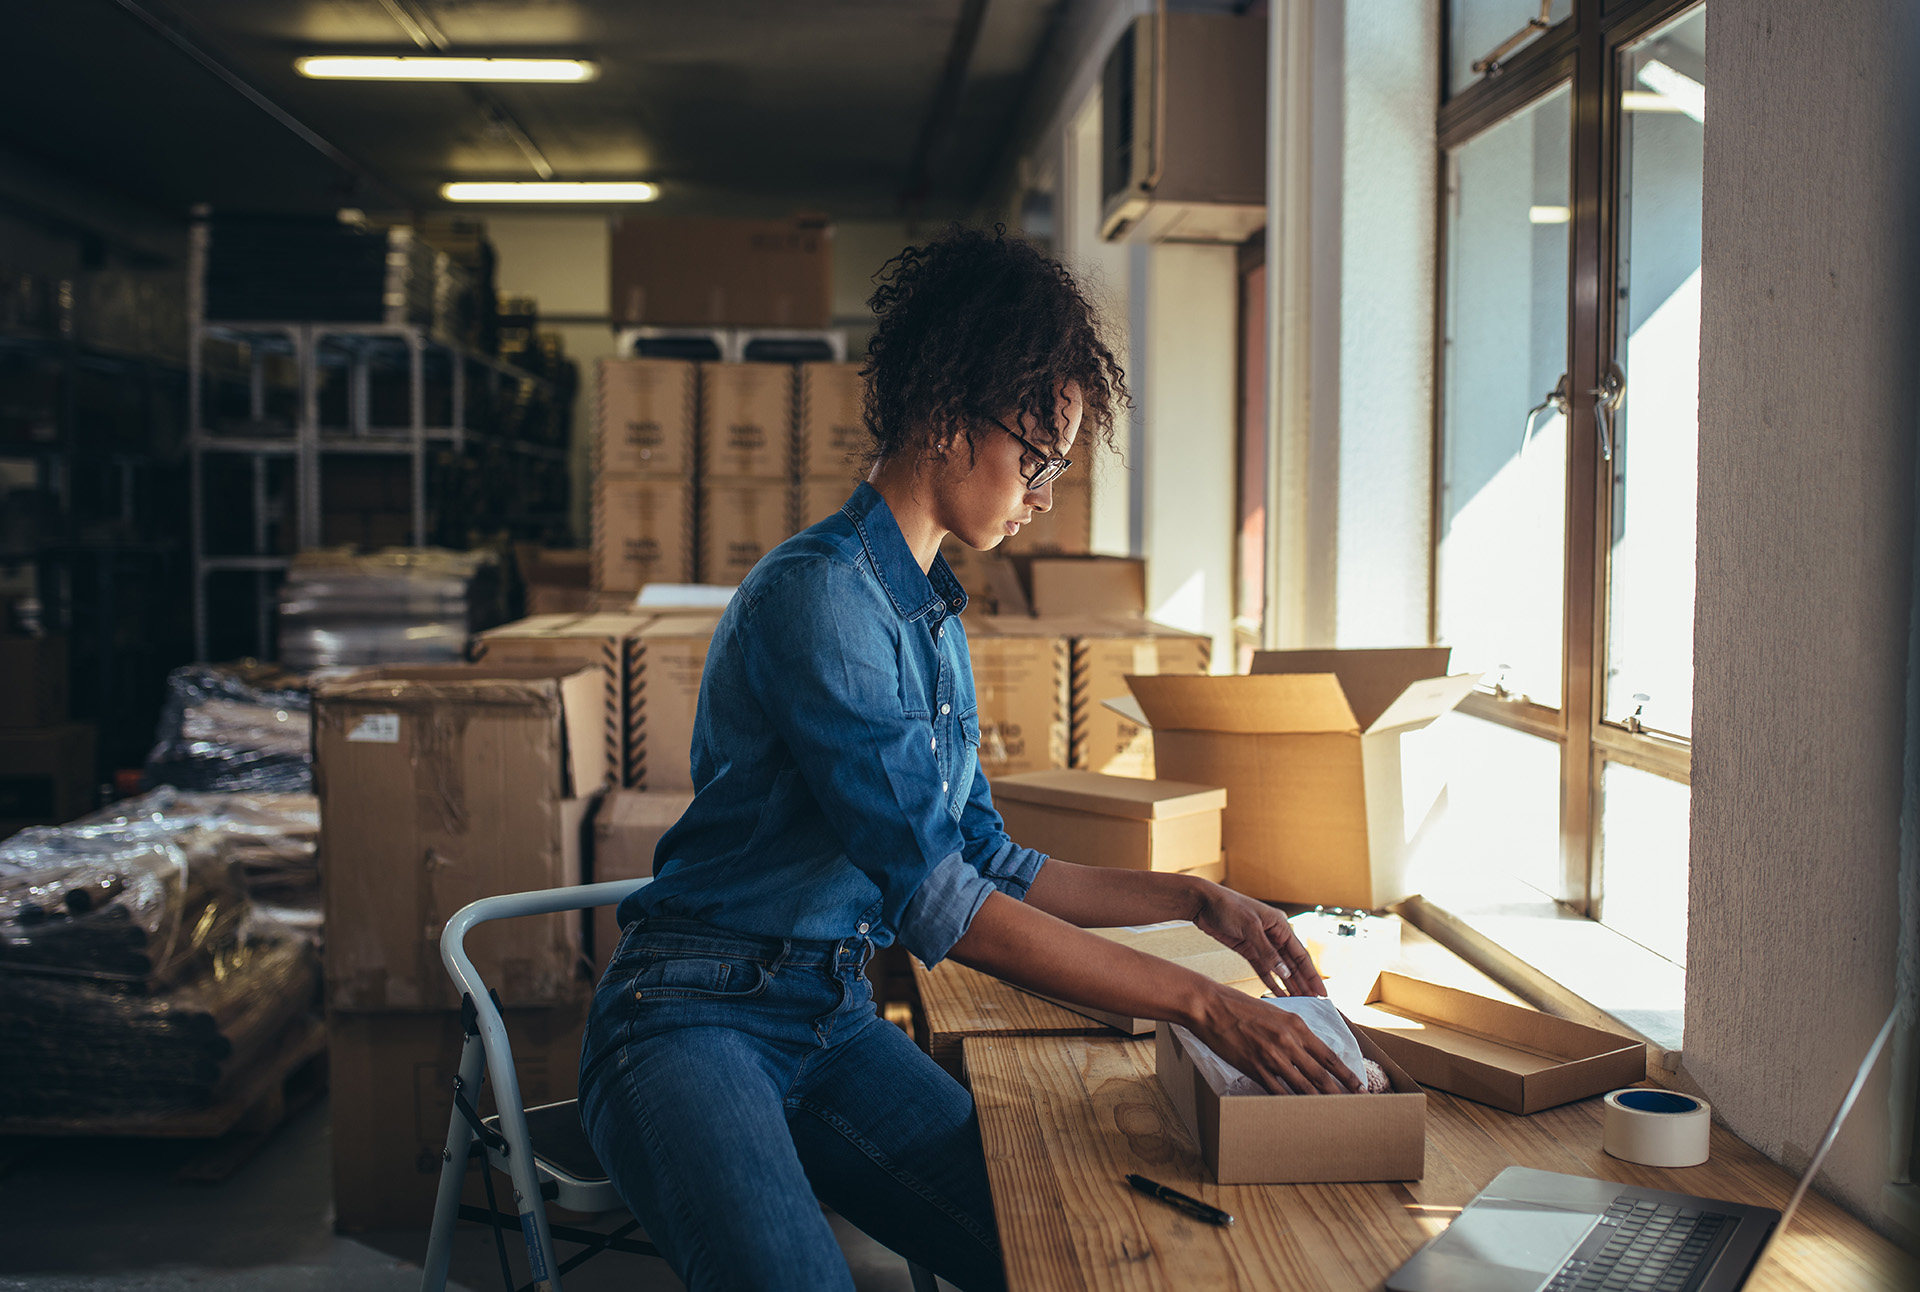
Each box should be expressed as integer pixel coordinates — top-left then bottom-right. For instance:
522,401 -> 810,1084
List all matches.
578,918 -> 1007,1292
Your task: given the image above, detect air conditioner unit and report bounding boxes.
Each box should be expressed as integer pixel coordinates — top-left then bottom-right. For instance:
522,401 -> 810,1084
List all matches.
1101,11 -> 1267,244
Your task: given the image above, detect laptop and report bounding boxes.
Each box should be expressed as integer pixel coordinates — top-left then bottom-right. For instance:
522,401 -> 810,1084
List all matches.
1386,1007 -> 1898,1292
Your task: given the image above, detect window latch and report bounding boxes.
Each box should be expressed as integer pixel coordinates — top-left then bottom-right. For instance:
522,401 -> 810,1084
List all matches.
1591,361 -> 1626,462
1623,693 -> 1650,734
1473,0 -> 1556,77
1521,374 -> 1570,455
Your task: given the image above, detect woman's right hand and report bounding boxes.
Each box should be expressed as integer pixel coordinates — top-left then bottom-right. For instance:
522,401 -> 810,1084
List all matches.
1187,984 -> 1362,1095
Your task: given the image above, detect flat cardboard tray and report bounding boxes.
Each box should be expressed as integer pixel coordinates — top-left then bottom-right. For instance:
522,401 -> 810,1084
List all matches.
1346,971 -> 1647,1114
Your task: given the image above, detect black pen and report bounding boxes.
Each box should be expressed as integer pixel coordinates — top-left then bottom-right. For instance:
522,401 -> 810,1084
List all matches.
1125,1173 -> 1234,1226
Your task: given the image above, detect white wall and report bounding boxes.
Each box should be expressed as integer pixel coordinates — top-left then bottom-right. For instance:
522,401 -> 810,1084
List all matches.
1687,0 -> 1917,1241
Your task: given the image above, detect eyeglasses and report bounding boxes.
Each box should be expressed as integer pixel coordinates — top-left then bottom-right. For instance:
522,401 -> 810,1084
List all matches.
990,417 -> 1072,490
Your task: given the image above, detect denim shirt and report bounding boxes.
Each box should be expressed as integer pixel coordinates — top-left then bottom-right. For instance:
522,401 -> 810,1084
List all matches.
617,483 -> 1047,966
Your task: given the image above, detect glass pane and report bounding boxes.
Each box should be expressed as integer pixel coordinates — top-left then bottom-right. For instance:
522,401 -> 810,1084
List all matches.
1401,711 -> 1563,902
1438,84 -> 1571,708
1450,0 -> 1572,96
1596,761 -> 1690,965
1607,7 -> 1705,738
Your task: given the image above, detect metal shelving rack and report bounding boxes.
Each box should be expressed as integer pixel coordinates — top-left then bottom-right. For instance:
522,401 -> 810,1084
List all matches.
186,224 -> 568,660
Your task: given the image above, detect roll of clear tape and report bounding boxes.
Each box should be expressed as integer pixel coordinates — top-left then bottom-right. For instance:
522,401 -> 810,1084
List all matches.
1602,1088 -> 1711,1167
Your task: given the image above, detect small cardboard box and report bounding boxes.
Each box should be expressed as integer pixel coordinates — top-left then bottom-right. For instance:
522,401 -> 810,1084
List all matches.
0,636 -> 68,727
472,613 -> 654,789
699,478 -> 794,584
798,362 -> 866,479
1036,920 -> 1261,1034
1070,621 -> 1211,777
965,620 -> 1069,777
589,789 -> 694,979
610,216 -> 832,328
1116,650 -> 1478,908
1027,556 -> 1146,619
1348,972 -> 1648,1114
515,545 -> 591,617
1157,1021 -> 1426,1183
632,615 -> 719,790
700,362 -> 794,479
991,770 -> 1224,875
314,662 -> 605,1011
592,477 -> 695,592
329,1000 -> 587,1230
596,358 -> 697,478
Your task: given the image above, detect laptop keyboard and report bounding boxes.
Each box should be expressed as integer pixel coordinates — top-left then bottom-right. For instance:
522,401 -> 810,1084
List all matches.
1546,1196 -> 1735,1292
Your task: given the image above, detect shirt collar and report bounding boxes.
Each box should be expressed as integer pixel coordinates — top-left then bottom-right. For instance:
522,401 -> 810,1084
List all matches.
843,482 -> 969,622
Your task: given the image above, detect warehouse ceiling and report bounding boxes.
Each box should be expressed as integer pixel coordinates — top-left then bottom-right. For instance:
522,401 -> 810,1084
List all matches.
0,0 -> 1066,231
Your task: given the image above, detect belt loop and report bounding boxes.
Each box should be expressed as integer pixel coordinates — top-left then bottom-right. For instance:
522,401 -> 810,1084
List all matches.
771,937 -> 791,974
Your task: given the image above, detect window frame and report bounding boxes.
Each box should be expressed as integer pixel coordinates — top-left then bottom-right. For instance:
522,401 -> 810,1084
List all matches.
1432,0 -> 1701,921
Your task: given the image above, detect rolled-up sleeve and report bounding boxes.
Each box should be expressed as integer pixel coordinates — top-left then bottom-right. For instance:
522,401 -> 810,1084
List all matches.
740,560 -> 988,962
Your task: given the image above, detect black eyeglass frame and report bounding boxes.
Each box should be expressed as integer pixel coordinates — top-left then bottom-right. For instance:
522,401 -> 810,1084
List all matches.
989,416 -> 1073,490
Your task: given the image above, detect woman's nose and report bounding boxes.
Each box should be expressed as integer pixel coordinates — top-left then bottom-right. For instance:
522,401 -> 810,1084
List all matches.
1026,480 -> 1054,511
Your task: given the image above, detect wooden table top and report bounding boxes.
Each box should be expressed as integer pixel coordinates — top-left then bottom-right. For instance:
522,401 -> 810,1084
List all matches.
965,1033 -> 1914,1292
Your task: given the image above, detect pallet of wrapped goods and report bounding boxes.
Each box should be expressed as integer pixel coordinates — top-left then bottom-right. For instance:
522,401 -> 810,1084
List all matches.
592,476 -> 696,592
596,358 -> 697,477
700,362 -> 795,479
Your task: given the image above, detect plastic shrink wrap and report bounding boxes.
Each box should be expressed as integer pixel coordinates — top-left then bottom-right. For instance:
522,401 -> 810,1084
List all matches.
144,663 -> 312,794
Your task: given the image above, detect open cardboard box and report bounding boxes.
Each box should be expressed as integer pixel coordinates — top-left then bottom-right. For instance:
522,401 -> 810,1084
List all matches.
1157,1021 -> 1426,1184
1108,649 -> 1479,908
991,770 -> 1224,874
1027,920 -> 1262,1035
1346,972 -> 1647,1114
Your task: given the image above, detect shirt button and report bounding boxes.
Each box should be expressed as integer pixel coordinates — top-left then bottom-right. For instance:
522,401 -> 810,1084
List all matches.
857,922 -> 869,934
930,737 -> 937,751
951,598 -> 962,609
942,781 -> 949,792
941,703 -> 951,715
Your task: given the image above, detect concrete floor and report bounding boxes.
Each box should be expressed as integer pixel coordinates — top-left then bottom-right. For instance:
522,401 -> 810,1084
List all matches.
0,1098 -> 936,1292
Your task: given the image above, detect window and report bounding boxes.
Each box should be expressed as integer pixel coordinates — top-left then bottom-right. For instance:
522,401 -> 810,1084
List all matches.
1424,0 -> 1704,984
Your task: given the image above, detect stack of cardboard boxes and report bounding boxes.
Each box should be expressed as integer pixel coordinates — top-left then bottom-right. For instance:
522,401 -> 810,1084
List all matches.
795,362 -> 868,529
592,358 -> 699,595
699,362 -> 797,584
0,636 -> 93,840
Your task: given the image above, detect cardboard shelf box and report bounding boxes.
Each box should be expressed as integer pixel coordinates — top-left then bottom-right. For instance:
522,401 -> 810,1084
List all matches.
1157,1021 -> 1426,1184
797,362 -> 866,480
991,769 -> 1224,878
1348,972 -> 1648,1114
796,477 -> 860,533
595,358 -> 697,478
632,615 -> 720,790
330,999 -> 587,1230
610,216 -> 832,329
590,788 -> 693,979
514,545 -> 592,617
1069,620 -> 1210,777
965,618 -> 1069,777
699,477 -> 795,584
314,661 -> 607,1011
1029,920 -> 1260,1034
591,476 -> 695,593
0,636 -> 68,728
1114,649 -> 1479,909
699,362 -> 795,480
1026,556 -> 1146,619
472,612 -> 655,789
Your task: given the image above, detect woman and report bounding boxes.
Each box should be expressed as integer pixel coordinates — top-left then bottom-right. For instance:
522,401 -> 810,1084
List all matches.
579,228 -> 1358,1292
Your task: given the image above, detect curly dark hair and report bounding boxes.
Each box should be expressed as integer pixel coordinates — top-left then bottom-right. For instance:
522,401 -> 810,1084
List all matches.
860,226 -> 1128,470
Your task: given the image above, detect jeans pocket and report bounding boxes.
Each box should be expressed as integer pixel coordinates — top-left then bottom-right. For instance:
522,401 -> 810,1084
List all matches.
630,954 -> 770,1001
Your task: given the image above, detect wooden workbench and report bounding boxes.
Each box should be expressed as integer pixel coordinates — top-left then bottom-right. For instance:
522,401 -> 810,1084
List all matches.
966,1032 -> 1914,1292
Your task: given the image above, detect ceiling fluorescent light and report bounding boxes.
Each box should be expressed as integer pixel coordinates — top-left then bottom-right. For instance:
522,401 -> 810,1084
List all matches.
1529,205 -> 1571,224
1634,60 -> 1705,123
441,182 -> 659,203
296,56 -> 598,83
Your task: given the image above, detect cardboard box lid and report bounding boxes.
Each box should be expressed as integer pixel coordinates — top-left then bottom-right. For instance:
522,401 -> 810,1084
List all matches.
314,661 -> 606,796
1120,666 -> 1481,738
991,769 -> 1225,820
638,613 -> 722,641
477,612 -> 651,642
1027,556 -> 1146,619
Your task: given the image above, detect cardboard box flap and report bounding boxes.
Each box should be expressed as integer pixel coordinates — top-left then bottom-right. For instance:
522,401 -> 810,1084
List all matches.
477,612 -> 651,642
1123,673 -> 1359,735
1364,671 -> 1482,736
639,613 -> 724,639
314,661 -> 607,796
991,769 -> 1226,820
1249,648 -> 1451,729
1101,693 -> 1151,729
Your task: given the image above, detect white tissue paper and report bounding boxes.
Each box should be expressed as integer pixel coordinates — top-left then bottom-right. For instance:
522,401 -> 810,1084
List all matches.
1171,996 -> 1368,1097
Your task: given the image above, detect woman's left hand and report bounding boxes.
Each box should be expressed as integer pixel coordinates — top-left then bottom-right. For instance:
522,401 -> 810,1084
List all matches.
1192,883 -> 1328,998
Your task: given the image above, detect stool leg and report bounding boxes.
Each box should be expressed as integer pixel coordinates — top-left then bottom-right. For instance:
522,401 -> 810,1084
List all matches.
420,1032 -> 487,1292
